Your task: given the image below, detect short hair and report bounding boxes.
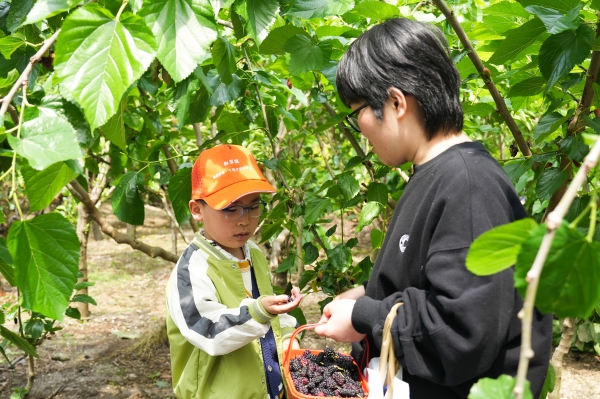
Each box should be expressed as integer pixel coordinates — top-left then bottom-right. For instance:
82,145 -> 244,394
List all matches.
336,18 -> 464,140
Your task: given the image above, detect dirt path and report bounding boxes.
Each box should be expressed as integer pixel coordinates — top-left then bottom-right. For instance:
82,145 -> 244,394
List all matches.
1,209 -> 599,398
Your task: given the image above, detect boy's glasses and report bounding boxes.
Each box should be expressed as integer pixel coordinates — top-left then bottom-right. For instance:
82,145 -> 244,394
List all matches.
221,201 -> 267,220
344,103 -> 369,133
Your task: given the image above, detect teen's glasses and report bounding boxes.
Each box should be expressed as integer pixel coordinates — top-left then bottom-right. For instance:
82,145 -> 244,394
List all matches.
221,201 -> 267,220
344,103 -> 369,133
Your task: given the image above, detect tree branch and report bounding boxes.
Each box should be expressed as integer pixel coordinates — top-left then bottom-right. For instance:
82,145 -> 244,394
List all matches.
67,180 -> 178,263
0,29 -> 61,120
431,0 -> 532,157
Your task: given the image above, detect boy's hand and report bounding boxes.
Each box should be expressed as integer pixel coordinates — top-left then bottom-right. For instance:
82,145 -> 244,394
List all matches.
282,338 -> 300,351
262,286 -> 304,315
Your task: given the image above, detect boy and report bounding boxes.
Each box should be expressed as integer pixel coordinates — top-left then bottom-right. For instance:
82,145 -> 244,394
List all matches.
166,144 -> 303,399
314,18 -> 553,398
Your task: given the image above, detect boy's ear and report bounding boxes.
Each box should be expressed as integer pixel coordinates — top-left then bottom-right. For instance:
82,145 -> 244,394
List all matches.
189,200 -> 203,222
387,87 -> 408,120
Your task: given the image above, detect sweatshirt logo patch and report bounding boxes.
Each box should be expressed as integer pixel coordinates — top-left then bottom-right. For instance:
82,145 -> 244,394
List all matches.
399,234 -> 409,253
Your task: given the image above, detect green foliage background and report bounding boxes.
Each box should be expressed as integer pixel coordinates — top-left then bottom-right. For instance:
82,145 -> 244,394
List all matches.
2,0 -> 600,396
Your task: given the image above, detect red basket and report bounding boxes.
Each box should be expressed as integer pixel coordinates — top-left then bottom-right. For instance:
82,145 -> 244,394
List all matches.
283,324 -> 370,399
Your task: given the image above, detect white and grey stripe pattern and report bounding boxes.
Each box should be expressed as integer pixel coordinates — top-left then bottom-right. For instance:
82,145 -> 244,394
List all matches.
167,243 -> 270,356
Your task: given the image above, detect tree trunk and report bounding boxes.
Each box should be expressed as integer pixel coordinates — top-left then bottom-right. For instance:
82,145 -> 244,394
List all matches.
91,220 -> 103,241
75,203 -> 91,319
270,229 -> 290,289
549,317 -> 576,399
171,218 -> 177,256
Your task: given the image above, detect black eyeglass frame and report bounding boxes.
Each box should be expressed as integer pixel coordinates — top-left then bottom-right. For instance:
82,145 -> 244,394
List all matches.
344,103 -> 369,133
197,199 -> 267,220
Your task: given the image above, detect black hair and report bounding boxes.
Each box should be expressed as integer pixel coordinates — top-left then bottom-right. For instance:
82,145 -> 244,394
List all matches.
336,18 -> 463,140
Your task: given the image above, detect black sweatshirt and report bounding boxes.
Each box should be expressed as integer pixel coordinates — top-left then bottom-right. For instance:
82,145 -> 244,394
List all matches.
351,142 -> 552,399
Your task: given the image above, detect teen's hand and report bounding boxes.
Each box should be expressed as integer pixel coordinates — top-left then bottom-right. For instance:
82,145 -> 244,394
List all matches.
314,299 -> 366,343
261,286 -> 304,315
334,285 -> 365,300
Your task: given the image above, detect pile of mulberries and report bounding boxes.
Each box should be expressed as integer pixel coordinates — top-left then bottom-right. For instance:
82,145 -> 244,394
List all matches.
288,348 -> 365,397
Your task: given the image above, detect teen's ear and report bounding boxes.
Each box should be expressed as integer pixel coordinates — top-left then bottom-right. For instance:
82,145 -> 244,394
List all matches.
189,200 -> 204,222
387,87 -> 408,120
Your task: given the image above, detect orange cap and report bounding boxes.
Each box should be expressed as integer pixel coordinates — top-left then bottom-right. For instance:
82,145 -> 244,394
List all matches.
191,144 -> 276,209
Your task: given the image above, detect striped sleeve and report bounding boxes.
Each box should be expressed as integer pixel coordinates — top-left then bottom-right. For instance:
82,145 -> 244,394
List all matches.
167,244 -> 270,356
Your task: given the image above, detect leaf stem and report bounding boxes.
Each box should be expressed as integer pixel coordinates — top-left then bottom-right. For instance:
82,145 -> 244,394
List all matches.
115,0 -> 129,21
586,191 -> 597,242
10,84 -> 27,221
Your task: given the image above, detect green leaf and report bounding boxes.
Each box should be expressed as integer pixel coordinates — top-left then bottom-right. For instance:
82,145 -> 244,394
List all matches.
7,116 -> 81,170
102,98 -> 126,151
23,0 -> 80,25
245,0 -> 279,46
534,112 -> 570,143
71,294 -> 97,306
74,281 -> 95,290
536,167 -> 569,201
325,225 -> 336,237
539,363 -> 556,398
484,1 -> 530,19
466,218 -> 539,276
370,228 -> 383,249
0,32 -> 25,58
55,5 -> 157,130
583,114 -> 600,133
525,4 -> 581,35
462,102 -> 495,117
140,0 -> 216,82
503,158 -> 535,186
327,244 -> 352,271
539,24 -> 594,94
560,135 -> 589,162
366,182 -> 388,205
303,242 -> 319,264
168,167 -> 192,226
0,47 -> 35,78
0,326 -> 38,358
278,159 -> 301,180
275,252 -> 296,273
336,173 -> 360,201
350,1 -> 399,21
304,197 -> 331,225
522,0 -> 580,14
286,0 -> 331,19
488,18 -> 547,65
6,0 -> 32,32
357,202 -> 383,232
65,306 -> 81,319
212,36 -> 236,85
259,219 -> 283,243
112,171 -> 145,226
259,24 -> 309,55
7,213 -> 80,321
0,68 -> 18,96
507,76 -> 545,97
284,35 -> 332,75
216,111 -> 250,135
22,161 -> 77,212
515,222 -> 600,318
0,237 -> 15,287
468,374 -> 532,399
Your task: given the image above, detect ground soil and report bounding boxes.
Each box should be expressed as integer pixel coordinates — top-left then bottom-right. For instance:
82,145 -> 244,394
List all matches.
1,206 -> 599,398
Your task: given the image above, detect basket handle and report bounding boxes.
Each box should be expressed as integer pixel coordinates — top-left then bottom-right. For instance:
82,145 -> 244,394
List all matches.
284,323 -> 321,364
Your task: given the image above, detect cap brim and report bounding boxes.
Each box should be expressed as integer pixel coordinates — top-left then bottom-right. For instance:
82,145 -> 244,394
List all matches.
203,180 -> 276,210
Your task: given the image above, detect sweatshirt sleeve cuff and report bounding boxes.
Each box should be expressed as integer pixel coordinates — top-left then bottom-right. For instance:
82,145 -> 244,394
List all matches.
249,295 -> 276,324
352,296 -> 383,334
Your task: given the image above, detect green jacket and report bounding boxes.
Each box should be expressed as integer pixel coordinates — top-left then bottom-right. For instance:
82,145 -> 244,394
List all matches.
166,234 -> 297,399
